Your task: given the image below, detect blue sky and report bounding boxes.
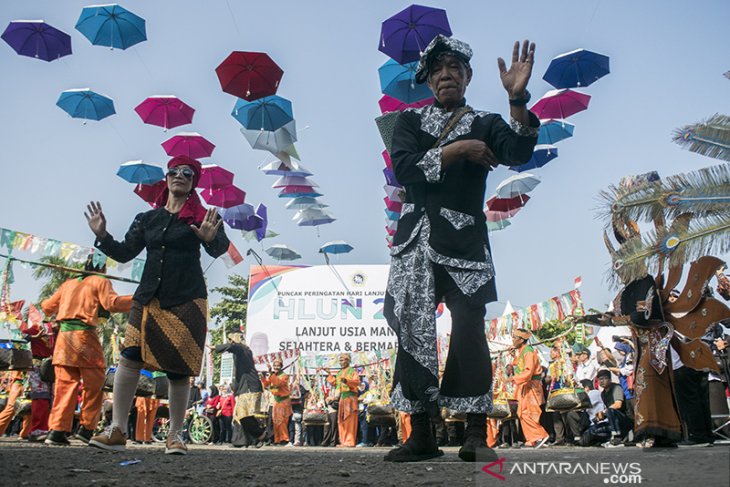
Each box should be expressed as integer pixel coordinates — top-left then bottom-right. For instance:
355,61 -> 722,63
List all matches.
1,0 -> 728,319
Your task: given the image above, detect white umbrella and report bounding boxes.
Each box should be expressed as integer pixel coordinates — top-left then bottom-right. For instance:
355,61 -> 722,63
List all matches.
242,120 -> 297,152
265,244 -> 301,261
495,173 -> 541,198
285,197 -> 328,210
272,175 -> 319,188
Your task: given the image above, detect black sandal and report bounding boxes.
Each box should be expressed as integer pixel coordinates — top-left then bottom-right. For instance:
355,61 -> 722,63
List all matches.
383,442 -> 444,462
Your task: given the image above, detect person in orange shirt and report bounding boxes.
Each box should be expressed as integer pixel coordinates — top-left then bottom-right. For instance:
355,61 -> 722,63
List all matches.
41,257 -> 133,446
134,396 -> 160,444
0,370 -> 25,436
326,353 -> 360,447
261,358 -> 292,445
510,328 -> 549,448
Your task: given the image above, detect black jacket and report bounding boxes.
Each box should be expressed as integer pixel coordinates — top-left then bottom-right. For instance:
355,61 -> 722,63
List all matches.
214,342 -> 263,395
95,208 -> 229,308
390,101 -> 539,266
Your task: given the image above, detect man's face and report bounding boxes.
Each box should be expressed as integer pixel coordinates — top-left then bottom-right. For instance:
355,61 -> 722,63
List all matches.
579,352 -> 589,363
273,360 -> 283,372
427,53 -> 471,107
511,335 -> 524,348
597,375 -> 611,389
339,355 -> 350,368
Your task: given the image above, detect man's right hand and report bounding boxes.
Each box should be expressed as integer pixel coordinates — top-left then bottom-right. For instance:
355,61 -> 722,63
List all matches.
84,201 -> 108,239
442,140 -> 498,170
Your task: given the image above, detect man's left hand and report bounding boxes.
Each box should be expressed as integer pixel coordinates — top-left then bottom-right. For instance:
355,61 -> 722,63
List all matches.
497,40 -> 536,98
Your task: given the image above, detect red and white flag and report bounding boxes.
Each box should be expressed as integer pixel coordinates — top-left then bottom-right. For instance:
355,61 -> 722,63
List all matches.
220,241 -> 243,269
574,276 -> 583,288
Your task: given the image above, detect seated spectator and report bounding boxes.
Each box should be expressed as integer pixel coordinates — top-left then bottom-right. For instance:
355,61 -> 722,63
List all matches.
596,369 -> 632,447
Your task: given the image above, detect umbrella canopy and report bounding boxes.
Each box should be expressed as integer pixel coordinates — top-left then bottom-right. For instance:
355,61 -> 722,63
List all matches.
134,180 -> 166,207
496,173 -> 541,198
383,167 -> 401,187
379,59 -> 433,104
200,185 -> 245,208
537,119 -> 574,145
259,159 -> 312,177
385,208 -> 400,221
241,120 -> 297,152
231,95 -> 293,131
117,160 -> 164,185
378,95 -> 434,114
385,220 -> 398,234
530,89 -> 590,120
384,184 -> 404,201
254,203 -> 268,241
543,48 -> 610,89
198,164 -> 234,191
162,132 -> 215,159
285,197 -> 328,210
378,4 -> 451,64
2,20 -> 72,61
56,88 -> 115,121
486,194 -> 531,212
272,175 -> 318,188
295,208 -> 335,227
265,244 -> 301,261
278,187 -> 323,198
384,196 -> 403,213
320,240 -> 353,254
509,145 -> 558,173
75,4 -> 146,50
487,219 -> 512,232
381,149 -> 393,170
216,51 -> 283,101
485,208 -> 521,222
220,203 -> 256,230
135,96 -> 195,130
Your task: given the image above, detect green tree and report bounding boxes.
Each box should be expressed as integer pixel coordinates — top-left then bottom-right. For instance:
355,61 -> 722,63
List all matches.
208,273 -> 249,383
32,256 -> 82,302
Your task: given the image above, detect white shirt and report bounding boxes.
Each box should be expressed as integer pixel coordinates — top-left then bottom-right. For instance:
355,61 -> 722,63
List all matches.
587,389 -> 605,422
575,358 -> 599,383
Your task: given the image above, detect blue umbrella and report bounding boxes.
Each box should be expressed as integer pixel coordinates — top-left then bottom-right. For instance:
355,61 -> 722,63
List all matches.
57,88 -> 116,122
537,119 -> 574,145
116,160 -> 164,184
278,189 -> 323,199
220,203 -> 258,230
378,59 -> 433,104
75,4 -> 147,50
1,20 -> 72,62
319,240 -> 353,254
231,96 -> 293,131
509,145 -> 558,173
543,48 -> 610,89
385,208 -> 400,221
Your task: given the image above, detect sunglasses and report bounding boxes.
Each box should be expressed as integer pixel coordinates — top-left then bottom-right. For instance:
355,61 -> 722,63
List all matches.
167,167 -> 195,180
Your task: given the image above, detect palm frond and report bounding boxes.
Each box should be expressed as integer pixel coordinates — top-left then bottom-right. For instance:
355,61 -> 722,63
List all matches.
673,113 -> 730,162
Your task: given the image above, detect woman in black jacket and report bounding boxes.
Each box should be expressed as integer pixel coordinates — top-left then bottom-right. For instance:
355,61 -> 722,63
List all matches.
85,155 -> 229,455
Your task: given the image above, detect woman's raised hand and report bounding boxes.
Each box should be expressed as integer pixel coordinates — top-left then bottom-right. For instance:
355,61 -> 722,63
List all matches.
190,207 -> 223,243
84,201 -> 108,239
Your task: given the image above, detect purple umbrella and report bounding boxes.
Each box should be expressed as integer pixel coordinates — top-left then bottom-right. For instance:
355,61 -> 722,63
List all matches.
379,5 -> 452,64
255,203 -> 268,241
383,167 -> 401,187
220,203 -> 256,230
2,20 -> 72,62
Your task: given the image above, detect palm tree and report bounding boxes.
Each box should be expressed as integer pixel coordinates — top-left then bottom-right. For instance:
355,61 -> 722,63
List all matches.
32,256 -> 83,303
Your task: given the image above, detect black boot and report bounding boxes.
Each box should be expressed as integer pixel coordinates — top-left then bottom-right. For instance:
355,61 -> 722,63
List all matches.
459,413 -> 497,462
384,412 -> 444,462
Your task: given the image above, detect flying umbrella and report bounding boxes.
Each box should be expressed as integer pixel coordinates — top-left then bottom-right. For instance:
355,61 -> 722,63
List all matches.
384,196 -> 403,213
496,173 -> 541,198
543,48 -> 610,89
241,120 -> 297,152
379,59 -> 433,104
384,184 -> 404,201
134,180 -> 166,207
485,208 -> 521,222
216,51 -> 283,100
265,244 -> 301,261
537,120 -> 574,145
162,132 -> 215,159
530,89 -> 590,120
231,95 -> 293,131
117,160 -> 164,185
278,144 -> 300,161
272,176 -> 318,188
285,197 -> 328,210
244,227 -> 278,242
201,185 -> 246,208
385,221 -> 398,236
220,203 -> 256,230
135,96 -> 195,130
75,4 -> 147,50
383,167 -> 401,187
381,150 -> 393,170
378,4 -> 452,64
487,220 -> 512,232
509,145 -> 558,173
56,88 -> 115,122
385,208 -> 400,221
320,241 -> 353,254
2,20 -> 72,61
486,194 -> 531,212
259,159 -> 312,177
295,208 -> 335,226
254,203 -> 268,241
198,164 -> 234,192
378,95 -> 434,114
278,186 -> 322,198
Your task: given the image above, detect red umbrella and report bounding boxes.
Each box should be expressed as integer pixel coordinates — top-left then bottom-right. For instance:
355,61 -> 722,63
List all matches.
134,180 -> 166,207
162,132 -> 215,158
378,95 -> 434,114
530,89 -> 590,120
384,196 -> 403,213
215,51 -> 283,101
486,194 -> 530,212
198,164 -> 234,191
134,96 -> 195,130
201,185 -> 246,208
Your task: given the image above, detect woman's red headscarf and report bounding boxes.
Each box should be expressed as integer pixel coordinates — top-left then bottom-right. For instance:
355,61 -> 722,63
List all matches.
154,155 -> 207,225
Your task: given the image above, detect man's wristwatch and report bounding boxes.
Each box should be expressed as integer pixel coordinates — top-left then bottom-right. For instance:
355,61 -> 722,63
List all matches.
509,90 -> 531,106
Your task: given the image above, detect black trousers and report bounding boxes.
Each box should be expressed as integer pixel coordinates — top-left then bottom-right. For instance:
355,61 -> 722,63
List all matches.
674,367 -> 713,442
219,415 -> 232,443
564,410 -> 590,440
321,411 -> 338,446
387,264 -> 492,416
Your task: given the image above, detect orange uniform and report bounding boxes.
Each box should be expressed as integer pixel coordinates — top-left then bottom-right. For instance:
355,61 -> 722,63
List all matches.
135,397 -> 160,442
399,411 -> 412,442
511,344 -> 548,445
263,371 -> 292,443
0,371 -> 24,436
42,275 -> 132,433
327,367 -> 360,447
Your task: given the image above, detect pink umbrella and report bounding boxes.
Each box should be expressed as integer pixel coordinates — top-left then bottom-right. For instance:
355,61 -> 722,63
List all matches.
485,207 -> 522,222
486,194 -> 530,212
530,89 -> 590,120
378,95 -> 434,114
134,95 -> 195,130
201,185 -> 245,208
162,132 -> 215,158
382,150 -> 393,170
384,196 -> 403,213
198,164 -> 234,192
134,180 -> 166,207
385,225 -> 397,236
